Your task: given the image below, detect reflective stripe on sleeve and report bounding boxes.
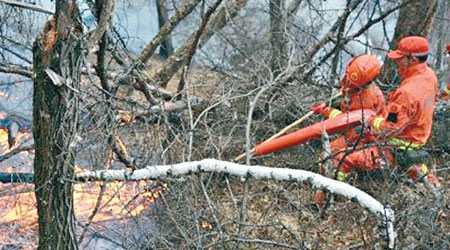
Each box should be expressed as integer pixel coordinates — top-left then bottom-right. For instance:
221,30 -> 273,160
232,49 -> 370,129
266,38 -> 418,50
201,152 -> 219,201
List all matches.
443,86 -> 450,95
387,137 -> 425,150
329,109 -> 343,119
420,164 -> 429,176
372,117 -> 384,132
336,171 -> 348,181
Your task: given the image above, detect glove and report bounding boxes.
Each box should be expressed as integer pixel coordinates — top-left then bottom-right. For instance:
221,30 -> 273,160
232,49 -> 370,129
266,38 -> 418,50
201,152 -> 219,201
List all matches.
310,103 -> 327,115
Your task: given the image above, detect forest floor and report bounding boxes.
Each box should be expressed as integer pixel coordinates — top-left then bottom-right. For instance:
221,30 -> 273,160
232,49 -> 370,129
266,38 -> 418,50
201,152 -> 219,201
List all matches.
0,115 -> 448,249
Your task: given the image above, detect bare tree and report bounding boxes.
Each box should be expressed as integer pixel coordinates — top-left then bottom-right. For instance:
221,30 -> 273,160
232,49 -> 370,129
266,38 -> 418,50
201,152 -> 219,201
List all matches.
269,0 -> 286,78
155,0 -> 174,59
32,1 -> 82,248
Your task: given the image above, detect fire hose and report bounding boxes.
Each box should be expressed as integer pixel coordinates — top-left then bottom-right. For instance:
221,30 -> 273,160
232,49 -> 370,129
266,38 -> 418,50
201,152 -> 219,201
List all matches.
234,92 -> 343,161
235,108 -> 375,159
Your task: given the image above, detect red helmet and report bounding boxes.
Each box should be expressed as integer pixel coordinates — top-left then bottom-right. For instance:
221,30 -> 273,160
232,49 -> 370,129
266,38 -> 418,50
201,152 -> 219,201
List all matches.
342,54 -> 381,91
446,43 -> 450,54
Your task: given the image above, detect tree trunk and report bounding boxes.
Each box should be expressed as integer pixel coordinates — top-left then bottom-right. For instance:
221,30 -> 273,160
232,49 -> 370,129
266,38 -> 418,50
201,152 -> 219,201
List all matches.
431,0 -> 449,72
32,1 -> 82,249
269,0 -> 286,78
381,0 -> 438,86
156,0 -> 174,59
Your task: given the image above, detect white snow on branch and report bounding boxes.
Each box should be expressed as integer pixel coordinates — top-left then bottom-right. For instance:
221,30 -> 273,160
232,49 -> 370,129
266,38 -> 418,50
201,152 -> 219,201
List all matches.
76,158 -> 396,248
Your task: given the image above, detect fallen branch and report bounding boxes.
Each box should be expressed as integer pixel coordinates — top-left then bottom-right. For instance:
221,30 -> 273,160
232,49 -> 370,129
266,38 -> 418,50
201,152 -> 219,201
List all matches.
76,158 -> 396,248
1,158 -> 396,248
116,97 -> 204,123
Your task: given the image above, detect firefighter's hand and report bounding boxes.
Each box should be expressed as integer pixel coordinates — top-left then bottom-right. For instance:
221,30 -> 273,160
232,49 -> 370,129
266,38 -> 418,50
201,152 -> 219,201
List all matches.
310,103 -> 327,115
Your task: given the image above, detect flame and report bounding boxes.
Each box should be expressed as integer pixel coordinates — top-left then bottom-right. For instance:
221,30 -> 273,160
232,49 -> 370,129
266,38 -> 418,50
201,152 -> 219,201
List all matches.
0,129 -> 166,247
0,178 -> 166,247
0,181 -> 165,223
0,129 -> 9,150
0,130 -> 32,155
0,185 -> 37,226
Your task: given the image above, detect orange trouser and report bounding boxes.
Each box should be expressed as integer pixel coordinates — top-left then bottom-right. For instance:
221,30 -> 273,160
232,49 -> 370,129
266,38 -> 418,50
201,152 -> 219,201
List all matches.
330,136 -> 347,152
333,145 -> 395,173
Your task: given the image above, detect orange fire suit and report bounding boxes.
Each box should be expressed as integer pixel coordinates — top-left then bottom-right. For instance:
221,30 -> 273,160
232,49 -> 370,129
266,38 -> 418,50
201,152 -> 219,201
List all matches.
318,85 -> 386,152
336,63 -> 438,174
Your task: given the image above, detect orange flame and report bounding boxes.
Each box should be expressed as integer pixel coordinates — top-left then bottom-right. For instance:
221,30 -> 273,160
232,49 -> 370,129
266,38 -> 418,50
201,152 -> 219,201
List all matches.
0,178 -> 166,248
0,130 -> 166,248
0,129 -> 9,150
0,180 -> 165,223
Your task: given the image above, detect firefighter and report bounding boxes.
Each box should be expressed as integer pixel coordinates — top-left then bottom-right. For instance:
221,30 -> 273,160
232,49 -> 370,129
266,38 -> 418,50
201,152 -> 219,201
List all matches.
335,36 -> 439,186
439,43 -> 450,100
311,54 -> 386,208
310,54 -> 385,177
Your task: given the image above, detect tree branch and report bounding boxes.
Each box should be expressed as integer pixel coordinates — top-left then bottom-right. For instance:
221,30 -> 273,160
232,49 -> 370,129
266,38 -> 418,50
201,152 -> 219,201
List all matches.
0,172 -> 34,183
89,0 -> 115,44
76,158 -> 396,248
151,0 -> 247,88
139,0 -> 202,64
305,0 -> 363,60
177,0 -> 224,93
0,63 -> 32,78
286,0 -> 304,29
301,2 -> 404,80
0,0 -> 54,15
0,158 -> 396,248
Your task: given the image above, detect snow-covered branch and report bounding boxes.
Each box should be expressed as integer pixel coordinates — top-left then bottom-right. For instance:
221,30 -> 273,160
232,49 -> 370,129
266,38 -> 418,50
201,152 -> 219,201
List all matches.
77,158 -> 395,248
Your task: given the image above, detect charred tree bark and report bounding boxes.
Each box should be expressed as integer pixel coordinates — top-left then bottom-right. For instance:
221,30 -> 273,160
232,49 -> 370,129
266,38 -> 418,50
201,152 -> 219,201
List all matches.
381,0 -> 438,85
156,0 -> 174,59
32,1 -> 83,249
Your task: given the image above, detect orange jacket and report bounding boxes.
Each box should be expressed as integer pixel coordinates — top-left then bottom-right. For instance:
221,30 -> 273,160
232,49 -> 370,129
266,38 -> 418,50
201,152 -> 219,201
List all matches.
322,85 -> 385,119
371,63 -> 438,146
320,85 -> 385,142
